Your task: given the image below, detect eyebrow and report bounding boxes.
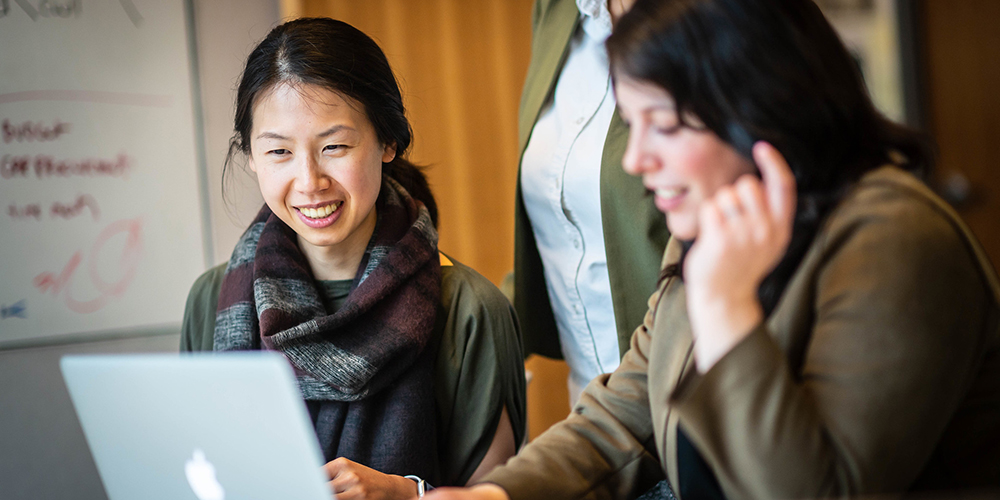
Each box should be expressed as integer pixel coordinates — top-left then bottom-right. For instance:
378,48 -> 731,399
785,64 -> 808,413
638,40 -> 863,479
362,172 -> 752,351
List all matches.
317,125 -> 355,138
255,125 -> 356,142
256,131 -> 289,141
646,104 -> 677,113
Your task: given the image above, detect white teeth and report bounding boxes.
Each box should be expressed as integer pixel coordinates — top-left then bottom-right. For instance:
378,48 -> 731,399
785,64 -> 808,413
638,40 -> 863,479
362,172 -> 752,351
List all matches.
299,202 -> 339,219
656,188 -> 683,199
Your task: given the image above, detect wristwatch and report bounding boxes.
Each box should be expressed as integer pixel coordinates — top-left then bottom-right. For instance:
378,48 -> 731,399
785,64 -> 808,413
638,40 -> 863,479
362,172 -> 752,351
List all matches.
404,475 -> 432,497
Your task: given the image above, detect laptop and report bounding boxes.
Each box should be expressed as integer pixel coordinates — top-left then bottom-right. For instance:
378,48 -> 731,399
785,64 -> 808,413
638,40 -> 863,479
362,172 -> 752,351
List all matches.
61,352 -> 333,500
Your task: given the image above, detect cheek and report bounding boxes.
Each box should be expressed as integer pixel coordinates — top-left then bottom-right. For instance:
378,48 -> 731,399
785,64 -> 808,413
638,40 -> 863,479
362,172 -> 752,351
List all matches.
687,142 -> 751,194
362,159 -> 383,194
361,169 -> 382,202
254,168 -> 286,197
671,144 -> 716,183
343,159 -> 382,204
714,151 -> 756,189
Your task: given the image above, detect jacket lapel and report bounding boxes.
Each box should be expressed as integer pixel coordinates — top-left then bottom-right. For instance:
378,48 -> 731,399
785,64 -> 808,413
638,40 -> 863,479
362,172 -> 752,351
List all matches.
518,0 -> 581,155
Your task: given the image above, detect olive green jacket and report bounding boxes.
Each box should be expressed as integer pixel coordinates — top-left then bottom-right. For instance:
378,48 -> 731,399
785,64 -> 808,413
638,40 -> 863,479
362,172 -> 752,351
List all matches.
182,255 -> 527,487
486,167 -> 1000,498
514,0 -> 671,359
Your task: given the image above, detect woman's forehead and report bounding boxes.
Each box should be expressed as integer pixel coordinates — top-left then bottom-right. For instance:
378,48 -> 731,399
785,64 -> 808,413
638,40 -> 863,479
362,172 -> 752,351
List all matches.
251,82 -> 369,132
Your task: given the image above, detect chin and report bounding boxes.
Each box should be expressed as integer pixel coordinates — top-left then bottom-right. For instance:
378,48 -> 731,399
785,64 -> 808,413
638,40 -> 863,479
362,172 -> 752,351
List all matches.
300,232 -> 346,248
666,219 -> 697,241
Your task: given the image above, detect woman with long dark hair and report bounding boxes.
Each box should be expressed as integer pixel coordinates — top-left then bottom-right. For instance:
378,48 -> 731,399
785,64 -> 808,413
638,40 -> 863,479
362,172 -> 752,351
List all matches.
181,17 -> 525,499
426,0 -> 1000,498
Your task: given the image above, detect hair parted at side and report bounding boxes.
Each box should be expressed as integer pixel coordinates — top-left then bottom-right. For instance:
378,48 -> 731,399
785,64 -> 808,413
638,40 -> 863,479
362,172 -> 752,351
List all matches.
607,0 -> 934,313
225,17 -> 438,226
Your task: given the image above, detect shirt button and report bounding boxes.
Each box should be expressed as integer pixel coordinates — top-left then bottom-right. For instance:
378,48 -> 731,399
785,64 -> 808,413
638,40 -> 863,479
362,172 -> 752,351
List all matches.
575,117 -> 585,125
573,239 -> 581,249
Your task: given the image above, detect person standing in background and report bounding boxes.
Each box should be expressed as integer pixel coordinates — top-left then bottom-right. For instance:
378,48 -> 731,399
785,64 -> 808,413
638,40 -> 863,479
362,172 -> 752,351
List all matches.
516,0 -> 669,406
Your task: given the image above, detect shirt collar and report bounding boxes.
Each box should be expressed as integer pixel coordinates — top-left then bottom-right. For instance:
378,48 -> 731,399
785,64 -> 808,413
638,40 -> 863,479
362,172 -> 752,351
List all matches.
576,0 -> 613,39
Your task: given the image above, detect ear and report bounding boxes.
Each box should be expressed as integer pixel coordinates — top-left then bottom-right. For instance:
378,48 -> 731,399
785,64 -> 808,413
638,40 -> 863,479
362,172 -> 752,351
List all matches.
381,141 -> 397,163
247,153 -> 257,173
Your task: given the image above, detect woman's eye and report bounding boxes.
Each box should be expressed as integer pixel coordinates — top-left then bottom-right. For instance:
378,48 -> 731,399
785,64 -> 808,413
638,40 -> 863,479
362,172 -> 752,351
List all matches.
323,144 -> 343,152
655,123 -> 682,135
268,148 -> 290,156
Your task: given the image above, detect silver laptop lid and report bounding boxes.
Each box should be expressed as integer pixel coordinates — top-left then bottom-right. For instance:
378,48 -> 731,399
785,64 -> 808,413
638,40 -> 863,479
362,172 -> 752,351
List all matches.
61,352 -> 333,500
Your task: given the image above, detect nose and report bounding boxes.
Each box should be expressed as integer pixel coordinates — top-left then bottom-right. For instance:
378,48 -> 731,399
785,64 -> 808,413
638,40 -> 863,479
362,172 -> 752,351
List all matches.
621,123 -> 654,177
296,154 -> 331,193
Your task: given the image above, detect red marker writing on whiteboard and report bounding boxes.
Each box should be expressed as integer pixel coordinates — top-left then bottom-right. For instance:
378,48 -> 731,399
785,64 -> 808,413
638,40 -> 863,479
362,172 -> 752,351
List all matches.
33,218 -> 144,314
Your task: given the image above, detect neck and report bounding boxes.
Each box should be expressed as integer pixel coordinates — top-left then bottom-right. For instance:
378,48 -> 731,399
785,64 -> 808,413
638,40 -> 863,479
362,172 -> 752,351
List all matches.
298,209 -> 377,281
607,0 -> 636,23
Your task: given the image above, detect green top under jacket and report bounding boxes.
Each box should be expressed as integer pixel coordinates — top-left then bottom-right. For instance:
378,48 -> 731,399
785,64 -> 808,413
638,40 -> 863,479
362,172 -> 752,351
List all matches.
515,0 -> 670,359
181,255 -> 527,487
484,166 -> 1000,499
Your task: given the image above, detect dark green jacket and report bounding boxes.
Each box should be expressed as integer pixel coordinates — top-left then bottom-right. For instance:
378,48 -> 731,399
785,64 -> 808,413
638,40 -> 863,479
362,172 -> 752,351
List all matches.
514,0 -> 670,359
487,167 -> 1000,498
182,255 -> 527,487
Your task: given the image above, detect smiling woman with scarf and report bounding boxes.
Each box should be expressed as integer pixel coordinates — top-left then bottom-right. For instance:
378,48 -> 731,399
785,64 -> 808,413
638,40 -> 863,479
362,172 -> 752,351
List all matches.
180,17 -> 525,500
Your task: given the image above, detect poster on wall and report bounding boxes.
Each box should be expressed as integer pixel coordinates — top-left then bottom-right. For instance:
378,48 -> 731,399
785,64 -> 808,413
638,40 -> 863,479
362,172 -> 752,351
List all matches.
0,0 -> 208,347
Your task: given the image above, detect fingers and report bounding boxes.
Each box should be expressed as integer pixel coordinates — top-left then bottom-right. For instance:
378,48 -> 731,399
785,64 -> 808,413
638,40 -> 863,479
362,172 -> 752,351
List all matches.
325,457 -> 360,497
733,175 -> 765,217
705,176 -> 768,236
330,472 -> 359,495
752,141 -> 797,227
328,470 -> 369,500
733,175 -> 769,241
324,456 -> 350,480
713,187 -> 742,219
325,458 -> 414,500
425,485 -> 513,500
698,195 -> 727,238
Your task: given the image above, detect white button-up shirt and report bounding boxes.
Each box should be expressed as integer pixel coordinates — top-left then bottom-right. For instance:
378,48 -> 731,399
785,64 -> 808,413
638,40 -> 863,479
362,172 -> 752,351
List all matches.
520,0 -> 620,406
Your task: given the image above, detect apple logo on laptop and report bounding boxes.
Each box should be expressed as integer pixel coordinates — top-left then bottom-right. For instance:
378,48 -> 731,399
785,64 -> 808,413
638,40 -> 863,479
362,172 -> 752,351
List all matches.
185,449 -> 225,500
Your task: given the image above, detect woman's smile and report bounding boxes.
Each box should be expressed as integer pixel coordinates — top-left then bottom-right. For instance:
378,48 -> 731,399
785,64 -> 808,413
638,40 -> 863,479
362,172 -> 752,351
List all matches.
295,201 -> 344,228
651,186 -> 687,213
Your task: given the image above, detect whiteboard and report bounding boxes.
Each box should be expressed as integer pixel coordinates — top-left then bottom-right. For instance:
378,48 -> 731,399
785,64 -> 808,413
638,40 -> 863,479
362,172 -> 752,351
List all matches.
0,0 -> 208,347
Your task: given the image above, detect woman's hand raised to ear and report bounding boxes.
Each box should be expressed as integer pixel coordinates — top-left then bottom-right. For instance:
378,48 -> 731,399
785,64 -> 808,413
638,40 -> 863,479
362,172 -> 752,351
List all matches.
683,141 -> 797,373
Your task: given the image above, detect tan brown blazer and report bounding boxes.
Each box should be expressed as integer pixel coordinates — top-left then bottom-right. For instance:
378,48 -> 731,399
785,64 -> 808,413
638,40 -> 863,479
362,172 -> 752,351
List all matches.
514,0 -> 670,359
485,166 -> 1000,499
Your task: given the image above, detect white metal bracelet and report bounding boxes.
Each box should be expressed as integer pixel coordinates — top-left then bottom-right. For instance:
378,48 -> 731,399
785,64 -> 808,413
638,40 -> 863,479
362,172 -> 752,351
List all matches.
404,475 -> 427,498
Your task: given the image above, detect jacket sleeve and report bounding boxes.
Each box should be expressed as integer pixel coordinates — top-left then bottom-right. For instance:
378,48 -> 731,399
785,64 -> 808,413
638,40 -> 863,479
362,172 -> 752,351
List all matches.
669,194 -> 996,499
180,264 -> 226,352
435,263 -> 528,486
481,288 -> 666,500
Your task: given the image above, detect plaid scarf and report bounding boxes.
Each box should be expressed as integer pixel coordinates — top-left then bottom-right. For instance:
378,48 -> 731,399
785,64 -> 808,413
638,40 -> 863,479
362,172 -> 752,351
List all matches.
214,176 -> 441,479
